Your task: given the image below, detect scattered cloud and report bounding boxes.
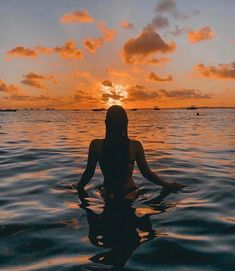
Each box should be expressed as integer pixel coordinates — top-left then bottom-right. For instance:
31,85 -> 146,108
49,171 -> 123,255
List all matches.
126,85 -> 212,102
7,40 -> 83,60
54,40 -> 83,59
145,15 -> 170,31
122,27 -> 176,64
102,80 -> 113,87
149,72 -> 173,82
168,25 -> 186,36
0,79 -> 20,93
6,94 -> 63,104
156,0 -> 177,13
141,0 -> 200,38
121,21 -> 134,29
188,26 -> 214,43
60,9 -> 94,24
155,0 -> 188,19
73,89 -> 98,103
139,0 -> 200,43
21,73 -> 58,89
126,85 -> 160,101
21,73 -> 45,89
195,62 -> 235,79
159,88 -> 212,99
7,90 -> 99,107
147,57 -> 170,65
83,23 -> 116,52
6,46 -> 38,57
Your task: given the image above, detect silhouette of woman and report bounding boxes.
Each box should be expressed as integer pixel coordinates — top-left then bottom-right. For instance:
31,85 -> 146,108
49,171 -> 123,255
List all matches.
77,105 -> 184,200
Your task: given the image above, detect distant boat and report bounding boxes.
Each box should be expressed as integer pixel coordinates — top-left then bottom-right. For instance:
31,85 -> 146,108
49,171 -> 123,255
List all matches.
74,109 -> 80,111
46,108 -> 55,110
154,106 -> 160,110
186,105 -> 198,110
131,108 -> 137,111
92,108 -> 106,112
0,109 -> 17,112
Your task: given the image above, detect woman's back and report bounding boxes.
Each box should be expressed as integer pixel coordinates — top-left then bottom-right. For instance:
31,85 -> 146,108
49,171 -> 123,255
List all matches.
92,138 -> 138,195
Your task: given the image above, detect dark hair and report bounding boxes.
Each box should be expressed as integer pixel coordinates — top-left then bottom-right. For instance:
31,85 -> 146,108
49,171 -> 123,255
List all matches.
101,106 -> 130,191
105,105 -> 128,139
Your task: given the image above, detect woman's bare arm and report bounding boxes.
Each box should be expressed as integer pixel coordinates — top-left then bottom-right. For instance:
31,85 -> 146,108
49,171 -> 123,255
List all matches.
77,140 -> 98,190
135,141 -> 185,190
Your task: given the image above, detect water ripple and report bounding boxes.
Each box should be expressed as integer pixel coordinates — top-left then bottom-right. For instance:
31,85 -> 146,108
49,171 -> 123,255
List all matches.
0,109 -> 234,270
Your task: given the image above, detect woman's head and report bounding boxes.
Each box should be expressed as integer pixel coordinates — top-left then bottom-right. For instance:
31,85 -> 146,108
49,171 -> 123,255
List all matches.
105,105 -> 128,139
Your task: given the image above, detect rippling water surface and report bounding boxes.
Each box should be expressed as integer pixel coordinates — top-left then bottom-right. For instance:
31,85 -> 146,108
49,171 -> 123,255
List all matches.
0,109 -> 234,270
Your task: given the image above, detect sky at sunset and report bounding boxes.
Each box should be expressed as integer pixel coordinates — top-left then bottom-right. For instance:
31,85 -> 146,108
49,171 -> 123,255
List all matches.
1,0 -> 235,109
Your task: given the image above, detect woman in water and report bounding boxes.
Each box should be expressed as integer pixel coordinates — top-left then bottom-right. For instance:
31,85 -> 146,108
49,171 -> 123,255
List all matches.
77,105 -> 184,200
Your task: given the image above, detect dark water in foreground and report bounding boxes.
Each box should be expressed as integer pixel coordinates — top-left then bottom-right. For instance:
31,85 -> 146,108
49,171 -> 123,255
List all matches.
0,109 -> 234,270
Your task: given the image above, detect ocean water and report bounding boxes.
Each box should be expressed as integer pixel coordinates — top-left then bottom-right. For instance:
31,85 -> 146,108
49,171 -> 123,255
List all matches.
0,109 -> 234,271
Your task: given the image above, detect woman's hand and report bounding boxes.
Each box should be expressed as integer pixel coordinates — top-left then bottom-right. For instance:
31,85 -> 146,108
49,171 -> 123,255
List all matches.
76,184 -> 89,197
164,181 -> 186,192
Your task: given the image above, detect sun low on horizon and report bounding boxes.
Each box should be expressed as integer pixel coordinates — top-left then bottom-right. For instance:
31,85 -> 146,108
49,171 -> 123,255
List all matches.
0,0 -> 235,109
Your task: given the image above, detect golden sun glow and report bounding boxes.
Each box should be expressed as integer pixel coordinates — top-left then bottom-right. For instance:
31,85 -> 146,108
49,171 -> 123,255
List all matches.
101,83 -> 128,107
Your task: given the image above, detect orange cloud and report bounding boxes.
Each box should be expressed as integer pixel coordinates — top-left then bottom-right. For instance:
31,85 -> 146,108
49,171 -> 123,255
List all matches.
195,62 -> 235,79
7,94 -> 62,102
126,85 -> 160,101
149,72 -> 173,82
7,46 -> 38,57
54,40 -> 83,59
83,40 -> 97,53
83,23 -> 116,53
159,88 -> 212,99
7,46 -> 53,58
7,40 -> 83,60
126,85 -> 212,102
6,90 -> 99,108
34,46 -> 53,55
120,21 -> 134,29
0,79 -> 20,93
60,9 -> 94,23
21,73 -> 58,89
188,26 -> 214,43
73,89 -> 98,103
102,80 -> 113,87
147,57 -> 170,65
121,28 -> 176,64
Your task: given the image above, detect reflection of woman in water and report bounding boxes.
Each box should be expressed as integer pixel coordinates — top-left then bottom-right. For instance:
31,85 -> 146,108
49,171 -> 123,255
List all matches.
78,189 -> 157,269
77,105 -> 184,198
